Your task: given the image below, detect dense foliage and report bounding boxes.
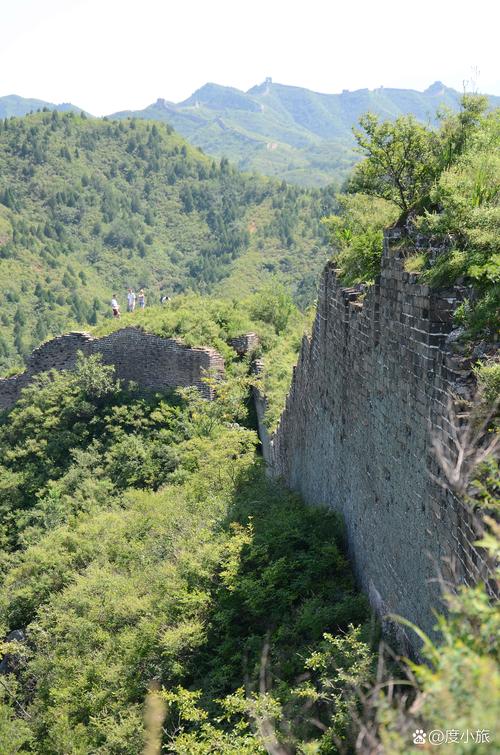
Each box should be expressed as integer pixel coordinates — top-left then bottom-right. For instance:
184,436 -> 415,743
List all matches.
322,194 -> 398,285
324,96 -> 499,339
0,355 -> 372,753
1,344 -> 495,752
0,110 -> 334,372
0,90 -> 498,755
91,287 -> 313,431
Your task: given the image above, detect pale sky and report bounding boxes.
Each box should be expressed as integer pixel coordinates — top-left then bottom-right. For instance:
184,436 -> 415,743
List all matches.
1,0 -> 499,115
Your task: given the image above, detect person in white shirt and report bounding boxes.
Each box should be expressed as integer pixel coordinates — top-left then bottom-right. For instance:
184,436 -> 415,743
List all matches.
111,296 -> 120,318
127,288 -> 136,312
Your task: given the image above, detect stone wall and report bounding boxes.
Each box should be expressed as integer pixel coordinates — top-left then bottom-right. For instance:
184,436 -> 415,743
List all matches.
269,230 -> 491,647
0,327 -> 225,411
251,359 -> 273,462
228,332 -> 260,357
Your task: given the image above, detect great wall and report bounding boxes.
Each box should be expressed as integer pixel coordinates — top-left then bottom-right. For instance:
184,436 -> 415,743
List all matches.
0,327 -> 225,410
0,231 -> 494,651
262,229 -> 493,647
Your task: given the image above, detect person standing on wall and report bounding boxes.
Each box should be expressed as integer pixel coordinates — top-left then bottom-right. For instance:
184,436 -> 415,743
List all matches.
111,295 -> 120,318
127,288 -> 136,313
138,289 -> 146,309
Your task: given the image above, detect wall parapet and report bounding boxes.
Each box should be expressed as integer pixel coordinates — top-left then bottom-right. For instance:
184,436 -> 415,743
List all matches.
228,332 -> 260,356
268,231 -> 491,649
0,327 -> 225,412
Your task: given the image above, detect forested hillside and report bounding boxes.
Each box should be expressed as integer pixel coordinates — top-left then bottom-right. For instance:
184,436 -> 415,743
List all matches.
0,303 -> 373,752
5,81 -> 500,189
0,93 -> 498,753
111,80 -> 500,186
0,111 -> 333,372
0,96 -> 83,119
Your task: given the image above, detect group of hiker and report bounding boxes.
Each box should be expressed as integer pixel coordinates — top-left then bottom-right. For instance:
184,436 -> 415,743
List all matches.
111,288 -> 145,318
111,288 -> 171,318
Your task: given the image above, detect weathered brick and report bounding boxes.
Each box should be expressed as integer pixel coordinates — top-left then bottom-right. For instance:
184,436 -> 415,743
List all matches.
0,327 -> 225,410
267,232 -> 490,651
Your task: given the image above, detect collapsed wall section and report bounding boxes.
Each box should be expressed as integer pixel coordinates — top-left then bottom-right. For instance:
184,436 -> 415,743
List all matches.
270,230 -> 489,644
0,327 -> 224,411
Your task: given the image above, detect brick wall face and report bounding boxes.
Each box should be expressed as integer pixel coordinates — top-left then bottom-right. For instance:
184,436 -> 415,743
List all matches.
269,230 -> 488,645
0,327 -> 224,411
228,332 -> 260,356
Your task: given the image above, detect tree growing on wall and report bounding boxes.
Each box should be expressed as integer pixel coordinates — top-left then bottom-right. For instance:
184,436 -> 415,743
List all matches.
350,113 -> 440,214
349,95 -> 489,216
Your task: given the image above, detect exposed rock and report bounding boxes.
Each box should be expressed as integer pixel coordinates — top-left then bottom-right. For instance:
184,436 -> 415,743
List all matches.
0,629 -> 26,675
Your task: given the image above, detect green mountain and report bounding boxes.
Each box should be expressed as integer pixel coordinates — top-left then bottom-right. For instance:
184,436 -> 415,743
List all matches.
0,94 -> 84,118
0,315 -> 371,752
6,81 -> 499,188
109,80 -> 500,186
0,94 -> 497,755
0,110 -> 333,372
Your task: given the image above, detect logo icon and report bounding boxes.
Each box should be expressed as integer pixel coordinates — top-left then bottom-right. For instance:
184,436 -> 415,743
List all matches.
413,729 -> 427,745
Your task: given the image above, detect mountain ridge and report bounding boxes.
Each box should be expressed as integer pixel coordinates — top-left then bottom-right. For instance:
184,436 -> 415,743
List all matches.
3,82 -> 500,187
108,80 -> 500,186
0,94 -> 86,118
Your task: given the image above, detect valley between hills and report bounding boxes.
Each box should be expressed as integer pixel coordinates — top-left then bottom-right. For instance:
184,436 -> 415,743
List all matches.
0,81 -> 498,753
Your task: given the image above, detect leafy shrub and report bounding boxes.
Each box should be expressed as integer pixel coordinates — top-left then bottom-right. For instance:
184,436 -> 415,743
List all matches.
0,352 -> 371,753
249,283 -> 294,334
474,359 -> 500,405
327,97 -> 499,340
361,524 -> 500,754
323,193 -> 398,285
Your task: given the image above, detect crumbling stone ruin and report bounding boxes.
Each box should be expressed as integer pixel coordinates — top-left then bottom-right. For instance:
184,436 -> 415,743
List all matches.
228,332 -> 260,356
0,327 -> 225,410
0,237 -> 492,652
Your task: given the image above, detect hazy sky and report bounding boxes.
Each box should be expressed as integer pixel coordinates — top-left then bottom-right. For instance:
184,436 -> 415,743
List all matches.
1,0 -> 499,115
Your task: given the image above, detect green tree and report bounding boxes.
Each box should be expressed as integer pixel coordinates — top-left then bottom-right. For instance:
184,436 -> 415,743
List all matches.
438,93 -> 489,169
350,113 -> 440,213
323,193 -> 398,284
250,283 -> 294,334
